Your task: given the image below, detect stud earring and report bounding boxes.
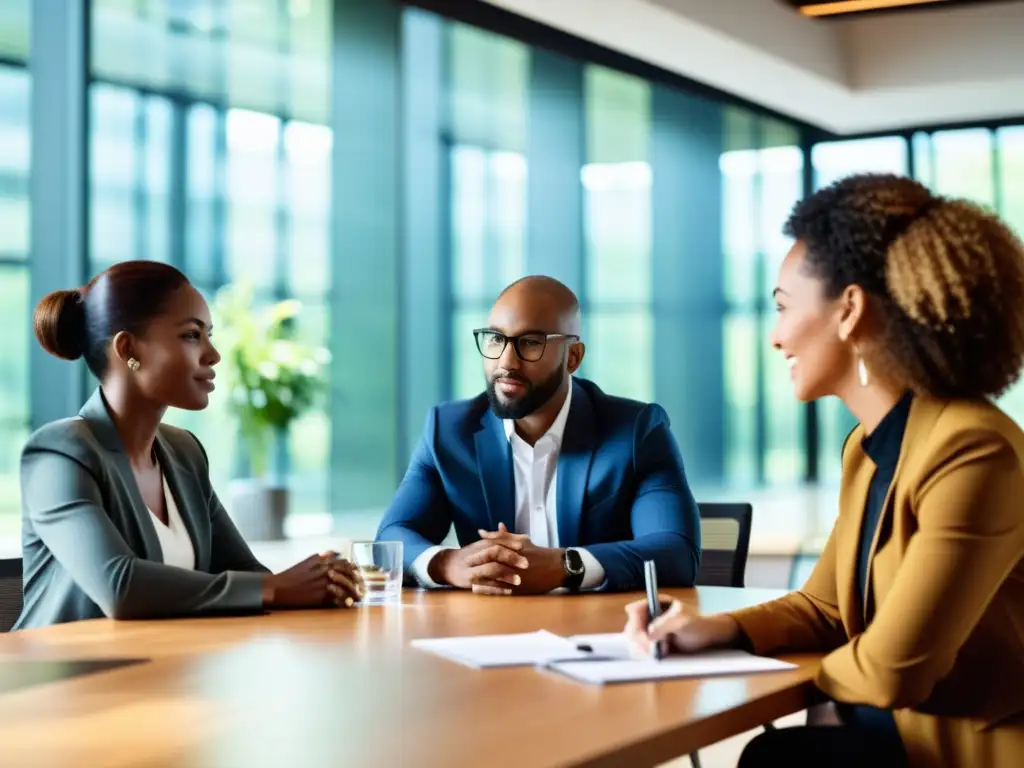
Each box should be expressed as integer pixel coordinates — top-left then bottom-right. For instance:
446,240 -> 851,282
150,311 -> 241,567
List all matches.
127,357 -> 140,371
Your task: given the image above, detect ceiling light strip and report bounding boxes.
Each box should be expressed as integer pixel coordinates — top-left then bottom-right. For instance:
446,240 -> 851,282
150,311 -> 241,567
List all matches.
799,0 -> 952,17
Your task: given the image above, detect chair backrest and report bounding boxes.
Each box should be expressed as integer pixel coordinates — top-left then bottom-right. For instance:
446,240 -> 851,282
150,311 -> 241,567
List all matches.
695,503 -> 752,588
0,557 -> 23,633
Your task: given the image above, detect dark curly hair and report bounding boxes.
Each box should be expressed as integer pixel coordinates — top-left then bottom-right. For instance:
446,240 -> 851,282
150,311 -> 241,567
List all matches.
785,173 -> 1024,399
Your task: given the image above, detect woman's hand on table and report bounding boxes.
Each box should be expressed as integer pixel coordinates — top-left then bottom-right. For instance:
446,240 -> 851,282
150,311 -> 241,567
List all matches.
262,552 -> 365,609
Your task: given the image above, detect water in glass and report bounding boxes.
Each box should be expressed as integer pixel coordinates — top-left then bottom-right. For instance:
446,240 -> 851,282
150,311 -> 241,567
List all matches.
351,541 -> 403,605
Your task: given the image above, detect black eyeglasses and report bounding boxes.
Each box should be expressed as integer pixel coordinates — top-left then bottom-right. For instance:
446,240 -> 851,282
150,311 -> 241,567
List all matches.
473,329 -> 580,362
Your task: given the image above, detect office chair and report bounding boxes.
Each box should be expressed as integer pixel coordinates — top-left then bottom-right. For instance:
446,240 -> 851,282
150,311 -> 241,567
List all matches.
0,557 -> 23,633
695,502 -> 753,588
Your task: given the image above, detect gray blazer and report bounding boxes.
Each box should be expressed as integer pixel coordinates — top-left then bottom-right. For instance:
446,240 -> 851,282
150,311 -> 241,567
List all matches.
13,389 -> 269,630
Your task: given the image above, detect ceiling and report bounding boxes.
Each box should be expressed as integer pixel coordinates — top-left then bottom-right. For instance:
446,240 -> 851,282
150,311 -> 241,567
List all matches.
482,0 -> 1024,134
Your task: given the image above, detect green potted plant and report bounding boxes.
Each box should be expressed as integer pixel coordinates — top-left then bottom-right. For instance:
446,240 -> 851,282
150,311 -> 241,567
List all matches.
213,282 -> 330,541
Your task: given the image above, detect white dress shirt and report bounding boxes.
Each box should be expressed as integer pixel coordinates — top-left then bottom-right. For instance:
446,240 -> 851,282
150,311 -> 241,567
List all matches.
411,383 -> 605,590
147,471 -> 196,570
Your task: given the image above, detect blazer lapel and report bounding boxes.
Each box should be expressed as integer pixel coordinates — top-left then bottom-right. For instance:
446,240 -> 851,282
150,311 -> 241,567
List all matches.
475,410 -> 516,533
556,380 -> 595,549
78,388 -> 163,562
837,443 -> 873,637
861,396 -> 943,623
154,431 -> 207,569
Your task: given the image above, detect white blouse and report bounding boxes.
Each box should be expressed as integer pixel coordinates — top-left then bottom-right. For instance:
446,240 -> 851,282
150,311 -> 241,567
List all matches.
148,472 -> 196,570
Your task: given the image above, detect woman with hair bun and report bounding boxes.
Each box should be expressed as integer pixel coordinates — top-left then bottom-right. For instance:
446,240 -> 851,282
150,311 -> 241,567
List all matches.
15,261 -> 363,629
626,174 -> 1024,766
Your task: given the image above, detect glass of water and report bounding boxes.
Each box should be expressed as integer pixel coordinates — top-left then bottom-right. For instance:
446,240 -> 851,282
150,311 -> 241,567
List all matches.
350,541 -> 403,605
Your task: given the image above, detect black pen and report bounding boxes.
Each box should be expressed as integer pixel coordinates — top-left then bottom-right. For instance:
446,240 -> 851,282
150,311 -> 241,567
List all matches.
538,644 -> 616,666
644,560 -> 662,661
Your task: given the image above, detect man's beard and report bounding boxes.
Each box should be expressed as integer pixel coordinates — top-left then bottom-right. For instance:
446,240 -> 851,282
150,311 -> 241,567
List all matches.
486,366 -> 566,420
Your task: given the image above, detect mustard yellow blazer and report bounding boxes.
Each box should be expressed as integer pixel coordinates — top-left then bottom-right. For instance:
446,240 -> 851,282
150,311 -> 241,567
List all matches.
731,396 -> 1024,767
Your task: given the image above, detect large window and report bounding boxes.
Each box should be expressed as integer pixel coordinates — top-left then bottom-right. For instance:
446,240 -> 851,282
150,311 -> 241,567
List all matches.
581,66 -> 653,402
0,2 -> 29,533
449,147 -> 528,399
88,0 -> 332,516
89,84 -> 173,269
919,129 -> 996,207
998,127 -> 1024,237
447,24 -> 529,400
21,0 -> 1024,543
442,24 -> 810,492
720,112 -> 805,487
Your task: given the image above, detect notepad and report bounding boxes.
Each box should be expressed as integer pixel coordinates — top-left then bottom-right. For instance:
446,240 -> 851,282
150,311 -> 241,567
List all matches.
410,631 -> 796,684
546,650 -> 798,685
411,630 -> 593,668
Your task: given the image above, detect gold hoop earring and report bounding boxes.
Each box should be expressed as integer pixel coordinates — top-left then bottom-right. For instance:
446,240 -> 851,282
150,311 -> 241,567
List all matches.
127,358 -> 141,372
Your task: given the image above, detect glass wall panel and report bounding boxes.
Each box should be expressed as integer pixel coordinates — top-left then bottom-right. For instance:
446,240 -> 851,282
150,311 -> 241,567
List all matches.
992,127 -> 1024,427
812,136 -> 907,189
760,141 -> 805,484
927,129 -> 995,207
0,0 -> 29,63
0,15 -> 29,532
35,0 -> 1022,545
89,0 -> 332,517
998,127 -> 1024,238
0,268 -> 28,532
447,24 -> 529,401
582,65 -> 653,402
720,112 -> 805,487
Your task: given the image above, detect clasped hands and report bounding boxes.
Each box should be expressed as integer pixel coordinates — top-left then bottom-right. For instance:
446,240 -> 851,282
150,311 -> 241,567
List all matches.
431,523 -> 566,596
262,551 -> 366,609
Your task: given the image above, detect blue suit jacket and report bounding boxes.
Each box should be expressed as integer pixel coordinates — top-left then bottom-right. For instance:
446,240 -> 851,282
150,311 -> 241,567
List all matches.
376,378 -> 701,591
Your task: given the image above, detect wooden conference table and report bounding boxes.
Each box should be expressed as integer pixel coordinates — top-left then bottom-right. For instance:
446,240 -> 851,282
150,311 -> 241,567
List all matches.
0,587 -> 821,768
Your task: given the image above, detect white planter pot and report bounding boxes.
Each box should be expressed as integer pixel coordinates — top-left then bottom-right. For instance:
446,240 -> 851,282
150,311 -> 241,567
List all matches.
227,479 -> 288,542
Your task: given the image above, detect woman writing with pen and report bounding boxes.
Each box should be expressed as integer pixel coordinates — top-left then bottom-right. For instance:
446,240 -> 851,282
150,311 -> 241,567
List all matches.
626,174 -> 1024,767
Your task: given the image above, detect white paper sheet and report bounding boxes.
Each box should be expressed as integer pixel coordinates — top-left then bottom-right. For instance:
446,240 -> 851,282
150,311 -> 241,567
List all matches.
546,650 -> 798,685
411,630 -> 590,668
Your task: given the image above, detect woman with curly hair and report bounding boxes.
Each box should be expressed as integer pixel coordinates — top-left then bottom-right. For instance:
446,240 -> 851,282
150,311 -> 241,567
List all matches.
626,174 -> 1024,766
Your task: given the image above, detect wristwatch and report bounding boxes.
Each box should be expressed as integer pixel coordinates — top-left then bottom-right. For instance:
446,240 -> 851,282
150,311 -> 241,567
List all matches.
562,549 -> 586,591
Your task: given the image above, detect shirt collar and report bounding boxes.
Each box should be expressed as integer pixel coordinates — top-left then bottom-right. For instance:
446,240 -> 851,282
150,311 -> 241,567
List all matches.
503,379 -> 573,446
861,390 -> 913,470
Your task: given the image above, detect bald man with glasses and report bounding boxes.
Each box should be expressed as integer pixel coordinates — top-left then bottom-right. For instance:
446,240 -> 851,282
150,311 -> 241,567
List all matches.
376,276 -> 701,595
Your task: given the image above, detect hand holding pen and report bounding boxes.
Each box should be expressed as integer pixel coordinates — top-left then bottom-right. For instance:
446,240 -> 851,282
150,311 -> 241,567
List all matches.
624,563 -> 745,657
